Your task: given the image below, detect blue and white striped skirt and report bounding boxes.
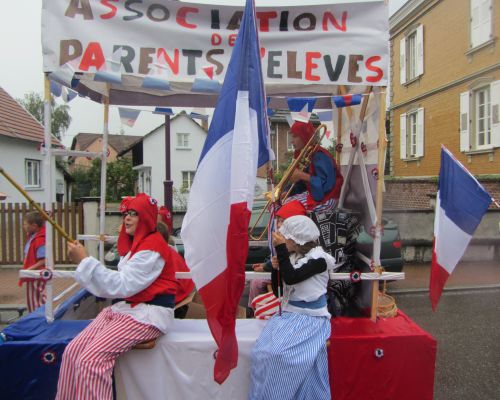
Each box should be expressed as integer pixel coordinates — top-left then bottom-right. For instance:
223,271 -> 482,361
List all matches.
248,312 -> 331,400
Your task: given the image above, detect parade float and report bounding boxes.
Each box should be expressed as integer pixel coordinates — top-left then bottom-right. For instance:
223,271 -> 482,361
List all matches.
0,1 -> 436,399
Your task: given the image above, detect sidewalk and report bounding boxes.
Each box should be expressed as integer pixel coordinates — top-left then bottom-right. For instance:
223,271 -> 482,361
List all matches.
387,260 -> 500,293
0,266 -> 76,305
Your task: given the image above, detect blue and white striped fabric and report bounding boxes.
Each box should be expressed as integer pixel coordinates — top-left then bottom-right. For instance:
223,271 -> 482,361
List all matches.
249,312 -> 331,400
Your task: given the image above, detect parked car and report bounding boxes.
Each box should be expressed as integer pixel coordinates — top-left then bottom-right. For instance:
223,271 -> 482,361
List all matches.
355,218 -> 403,273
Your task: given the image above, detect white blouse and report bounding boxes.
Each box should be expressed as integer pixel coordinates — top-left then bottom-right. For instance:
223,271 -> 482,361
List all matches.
75,250 -> 174,333
282,246 -> 337,318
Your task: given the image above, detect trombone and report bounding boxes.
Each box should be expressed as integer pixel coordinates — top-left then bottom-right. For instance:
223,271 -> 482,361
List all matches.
249,124 -> 328,241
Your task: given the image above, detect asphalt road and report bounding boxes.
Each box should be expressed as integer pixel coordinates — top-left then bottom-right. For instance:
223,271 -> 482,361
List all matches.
394,287 -> 500,400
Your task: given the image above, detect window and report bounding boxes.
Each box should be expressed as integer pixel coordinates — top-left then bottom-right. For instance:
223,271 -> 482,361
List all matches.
470,0 -> 492,48
182,171 -> 196,190
25,159 -> 41,188
400,108 -> 424,159
475,87 -> 491,148
137,168 -> 151,195
460,80 -> 499,151
400,25 -> 424,85
177,133 -> 190,149
286,130 -> 294,151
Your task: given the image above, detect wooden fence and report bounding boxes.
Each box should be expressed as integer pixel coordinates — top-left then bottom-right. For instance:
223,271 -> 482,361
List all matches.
0,202 -> 83,265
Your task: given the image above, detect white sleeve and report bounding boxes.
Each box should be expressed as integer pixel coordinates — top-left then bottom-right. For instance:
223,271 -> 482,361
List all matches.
74,250 -> 164,298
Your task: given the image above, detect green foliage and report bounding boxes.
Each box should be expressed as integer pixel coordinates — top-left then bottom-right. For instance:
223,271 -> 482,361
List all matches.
17,92 -> 71,139
172,187 -> 189,211
71,158 -> 137,201
273,151 -> 294,184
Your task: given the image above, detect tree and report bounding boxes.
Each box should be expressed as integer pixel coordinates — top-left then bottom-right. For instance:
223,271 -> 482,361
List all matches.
71,158 -> 138,202
17,92 -> 71,139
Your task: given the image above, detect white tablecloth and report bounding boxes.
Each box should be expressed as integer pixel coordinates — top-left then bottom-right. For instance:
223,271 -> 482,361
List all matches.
115,319 -> 266,400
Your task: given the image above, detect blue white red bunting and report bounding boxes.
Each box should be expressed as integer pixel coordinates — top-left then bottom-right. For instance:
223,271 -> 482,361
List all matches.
94,71 -> 122,85
332,94 -> 363,108
153,107 -> 174,115
118,107 -> 141,127
142,76 -> 171,91
191,78 -> 222,93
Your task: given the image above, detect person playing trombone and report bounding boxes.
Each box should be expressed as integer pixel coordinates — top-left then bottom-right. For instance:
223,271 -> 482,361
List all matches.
286,120 -> 343,213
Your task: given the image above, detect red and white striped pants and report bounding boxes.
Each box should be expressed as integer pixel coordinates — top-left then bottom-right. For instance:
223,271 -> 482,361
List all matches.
25,279 -> 46,313
56,306 -> 162,400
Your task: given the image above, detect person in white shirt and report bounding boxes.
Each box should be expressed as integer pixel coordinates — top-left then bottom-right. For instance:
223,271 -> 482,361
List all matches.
249,215 -> 337,400
56,193 -> 178,400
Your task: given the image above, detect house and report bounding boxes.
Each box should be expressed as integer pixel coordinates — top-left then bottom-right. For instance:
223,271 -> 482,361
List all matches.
383,0 -> 500,262
0,86 -> 67,204
389,0 -> 499,177
69,132 -> 140,170
119,112 -> 208,211
258,110 -> 324,185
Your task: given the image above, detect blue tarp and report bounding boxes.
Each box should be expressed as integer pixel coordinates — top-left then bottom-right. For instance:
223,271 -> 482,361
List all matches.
0,290 -> 92,400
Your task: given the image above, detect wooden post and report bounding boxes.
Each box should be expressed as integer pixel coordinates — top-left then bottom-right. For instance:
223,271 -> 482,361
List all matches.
99,86 -> 110,264
370,88 -> 388,322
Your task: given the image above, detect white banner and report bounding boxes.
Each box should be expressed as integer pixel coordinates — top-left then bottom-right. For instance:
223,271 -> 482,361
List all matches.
42,0 -> 388,87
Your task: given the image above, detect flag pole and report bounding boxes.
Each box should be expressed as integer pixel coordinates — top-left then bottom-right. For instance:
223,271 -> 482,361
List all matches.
335,87 -> 343,165
0,165 -> 74,243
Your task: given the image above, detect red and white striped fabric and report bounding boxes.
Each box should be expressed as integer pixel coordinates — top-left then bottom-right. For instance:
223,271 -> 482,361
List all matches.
56,307 -> 161,400
251,292 -> 281,320
26,280 -> 46,312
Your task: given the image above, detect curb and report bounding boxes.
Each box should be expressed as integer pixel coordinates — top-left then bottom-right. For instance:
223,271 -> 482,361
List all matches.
389,284 -> 500,295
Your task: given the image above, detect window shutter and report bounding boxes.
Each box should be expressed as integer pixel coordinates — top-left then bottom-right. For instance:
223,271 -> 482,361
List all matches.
400,113 -> 407,159
416,25 -> 424,77
491,80 -> 500,147
470,0 -> 480,47
416,108 -> 425,157
400,37 -> 406,85
460,91 -> 470,152
479,0 -> 492,44
471,0 -> 491,47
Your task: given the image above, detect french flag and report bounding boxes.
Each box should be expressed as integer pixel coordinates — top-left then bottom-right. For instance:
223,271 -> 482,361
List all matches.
180,0 -> 270,384
430,147 -> 492,310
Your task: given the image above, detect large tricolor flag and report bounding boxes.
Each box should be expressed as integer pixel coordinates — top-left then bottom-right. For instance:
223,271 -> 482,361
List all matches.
430,147 -> 492,310
180,0 -> 270,384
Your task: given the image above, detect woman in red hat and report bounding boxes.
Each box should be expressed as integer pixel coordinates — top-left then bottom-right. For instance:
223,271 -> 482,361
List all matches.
248,200 -> 308,315
287,120 -> 343,212
56,193 -> 177,400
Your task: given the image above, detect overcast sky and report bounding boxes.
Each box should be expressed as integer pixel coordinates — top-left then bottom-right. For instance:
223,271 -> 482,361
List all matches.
0,0 -> 407,147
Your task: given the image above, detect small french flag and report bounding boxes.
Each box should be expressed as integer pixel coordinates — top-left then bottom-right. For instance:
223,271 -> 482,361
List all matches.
430,147 -> 492,310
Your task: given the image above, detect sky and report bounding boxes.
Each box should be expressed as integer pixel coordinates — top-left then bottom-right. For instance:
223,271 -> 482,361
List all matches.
0,0 -> 407,147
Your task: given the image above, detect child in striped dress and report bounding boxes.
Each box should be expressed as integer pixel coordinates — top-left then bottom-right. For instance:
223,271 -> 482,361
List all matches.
249,215 -> 337,400
19,211 -> 46,312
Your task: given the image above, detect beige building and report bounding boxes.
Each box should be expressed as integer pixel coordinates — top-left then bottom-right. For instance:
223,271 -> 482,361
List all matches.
69,133 -> 139,170
389,0 -> 500,177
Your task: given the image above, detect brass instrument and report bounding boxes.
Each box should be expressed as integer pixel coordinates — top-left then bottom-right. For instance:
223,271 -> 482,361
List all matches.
249,124 -> 328,241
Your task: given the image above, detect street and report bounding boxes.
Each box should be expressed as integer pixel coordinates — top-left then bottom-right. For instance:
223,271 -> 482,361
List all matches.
1,262 -> 499,399
393,287 -> 500,400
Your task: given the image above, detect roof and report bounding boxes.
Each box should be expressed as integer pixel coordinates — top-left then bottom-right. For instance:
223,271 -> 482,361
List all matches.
0,86 -> 62,147
269,109 -> 320,124
71,132 -> 142,153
